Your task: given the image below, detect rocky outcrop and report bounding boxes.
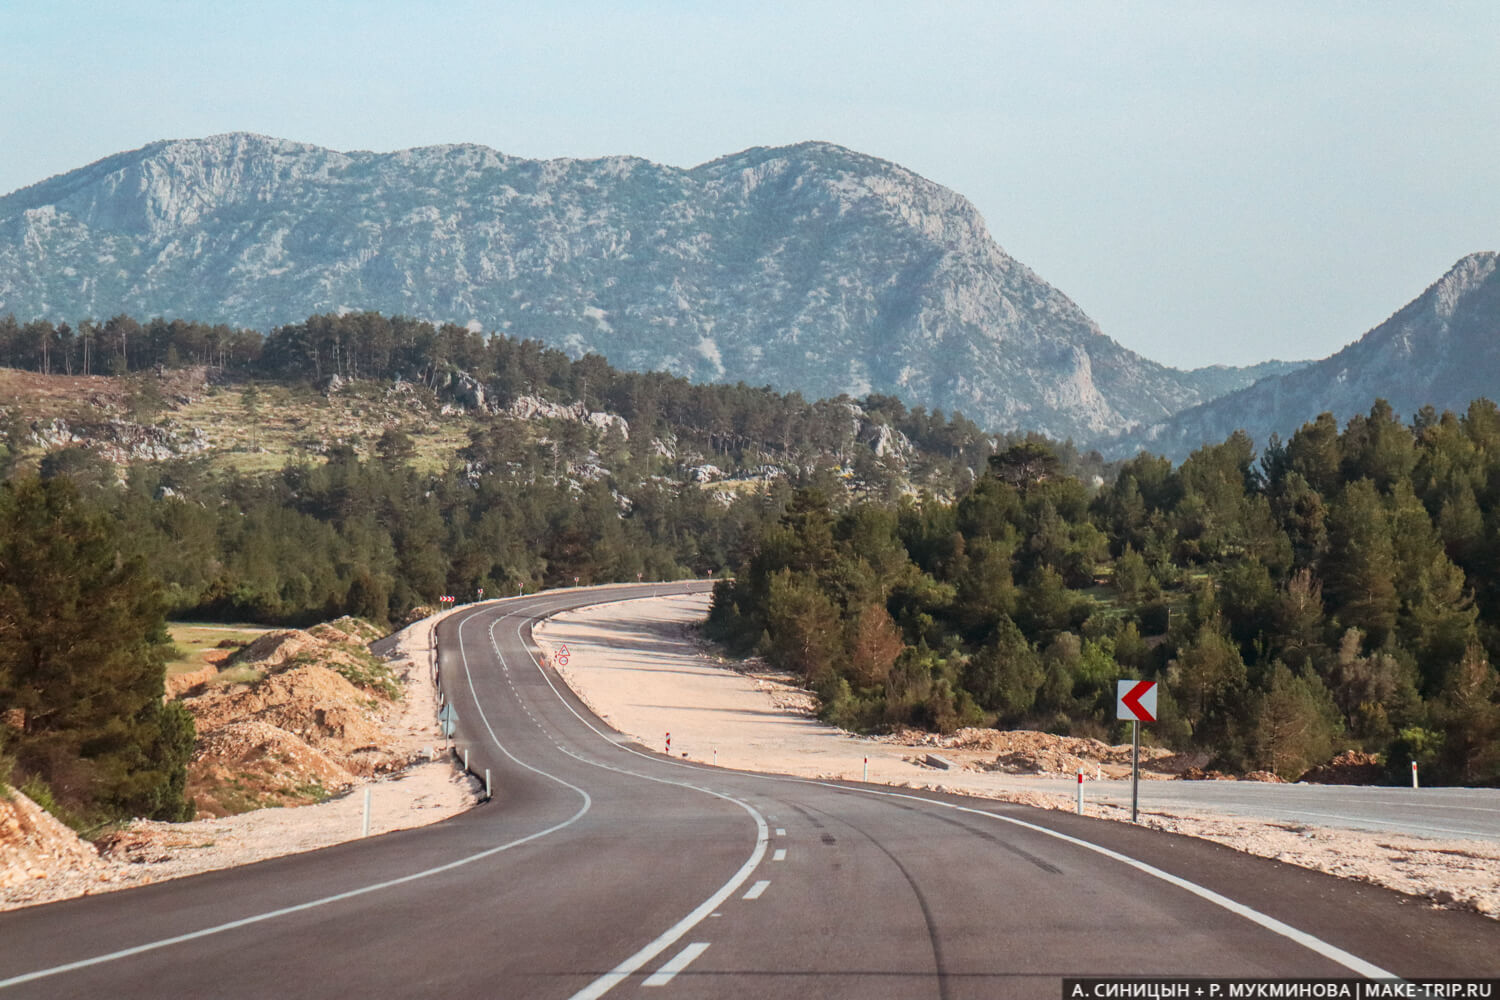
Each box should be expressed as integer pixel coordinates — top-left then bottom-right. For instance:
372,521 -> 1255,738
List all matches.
1110,253 -> 1500,459
31,417 -> 208,463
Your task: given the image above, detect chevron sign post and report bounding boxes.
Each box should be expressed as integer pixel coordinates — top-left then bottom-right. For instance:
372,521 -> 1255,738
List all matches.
1117,680 -> 1158,823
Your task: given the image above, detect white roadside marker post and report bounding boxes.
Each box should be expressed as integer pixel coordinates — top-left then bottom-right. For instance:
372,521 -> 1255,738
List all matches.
1412,761 -> 1419,789
361,787 -> 371,837
1076,767 -> 1084,815
485,768 -> 492,801
863,757 -> 869,783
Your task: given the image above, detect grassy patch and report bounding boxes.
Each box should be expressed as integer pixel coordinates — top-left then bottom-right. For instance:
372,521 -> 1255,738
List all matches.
164,622 -> 276,676
206,664 -> 267,688
168,380 -> 474,476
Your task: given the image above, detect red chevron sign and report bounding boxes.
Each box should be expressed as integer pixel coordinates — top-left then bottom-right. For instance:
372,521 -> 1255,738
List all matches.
1116,680 -> 1158,722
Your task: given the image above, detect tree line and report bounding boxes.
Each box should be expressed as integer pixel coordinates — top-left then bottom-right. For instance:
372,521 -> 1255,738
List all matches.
708,402 -> 1500,785
0,311 -> 1049,486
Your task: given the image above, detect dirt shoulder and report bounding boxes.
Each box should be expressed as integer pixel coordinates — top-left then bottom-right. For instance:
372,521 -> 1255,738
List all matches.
0,610 -> 477,912
534,594 -> 1500,920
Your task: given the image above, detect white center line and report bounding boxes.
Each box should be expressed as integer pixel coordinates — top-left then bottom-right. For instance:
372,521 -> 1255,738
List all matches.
642,942 -> 710,987
743,880 -> 770,900
772,848 -> 786,862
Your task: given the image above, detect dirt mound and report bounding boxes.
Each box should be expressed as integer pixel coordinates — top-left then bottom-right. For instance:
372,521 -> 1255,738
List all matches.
228,629 -> 322,672
1299,750 -> 1385,785
878,727 -> 1202,779
178,619 -> 411,817
309,617 -> 385,645
187,664 -> 387,754
0,789 -> 103,888
187,720 -> 361,817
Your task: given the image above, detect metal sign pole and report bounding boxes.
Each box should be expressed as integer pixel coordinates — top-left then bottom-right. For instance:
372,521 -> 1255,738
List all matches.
1131,719 -> 1140,824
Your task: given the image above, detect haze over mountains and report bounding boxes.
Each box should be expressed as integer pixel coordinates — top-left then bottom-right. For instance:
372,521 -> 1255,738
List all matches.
0,133 -> 1301,444
1111,252 -> 1500,459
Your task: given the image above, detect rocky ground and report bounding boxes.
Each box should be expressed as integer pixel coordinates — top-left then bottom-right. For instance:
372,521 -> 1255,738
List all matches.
0,609 -> 476,912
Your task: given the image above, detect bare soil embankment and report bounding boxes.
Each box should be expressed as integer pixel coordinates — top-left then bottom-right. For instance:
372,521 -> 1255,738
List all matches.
534,594 -> 1500,920
0,610 -> 476,911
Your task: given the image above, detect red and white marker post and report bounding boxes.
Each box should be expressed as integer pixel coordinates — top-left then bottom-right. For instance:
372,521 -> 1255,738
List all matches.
665,732 -> 671,755
1412,760 -> 1419,789
1076,767 -> 1084,815
1116,679 -> 1158,823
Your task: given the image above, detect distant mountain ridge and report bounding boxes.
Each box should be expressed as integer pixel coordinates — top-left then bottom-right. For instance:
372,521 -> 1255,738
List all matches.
2,133 -> 1290,441
1109,252 -> 1500,459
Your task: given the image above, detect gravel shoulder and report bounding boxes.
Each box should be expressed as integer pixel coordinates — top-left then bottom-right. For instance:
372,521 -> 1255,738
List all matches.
534,593 -> 1500,919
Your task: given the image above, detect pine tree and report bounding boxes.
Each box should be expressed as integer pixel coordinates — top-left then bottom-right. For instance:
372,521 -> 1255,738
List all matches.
0,478 -> 193,821
1323,479 -> 1399,648
1253,662 -> 1343,780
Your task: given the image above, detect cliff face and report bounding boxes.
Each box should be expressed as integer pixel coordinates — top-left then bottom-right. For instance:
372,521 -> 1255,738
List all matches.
1,133 -> 1273,441
1110,253 -> 1500,459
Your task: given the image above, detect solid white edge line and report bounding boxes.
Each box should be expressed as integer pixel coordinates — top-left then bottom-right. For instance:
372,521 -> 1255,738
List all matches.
0,598 -> 596,992
743,880 -> 770,900
641,942 -> 710,987
864,788 -> 1395,979
30,587 -> 1371,996
527,593 -> 1399,981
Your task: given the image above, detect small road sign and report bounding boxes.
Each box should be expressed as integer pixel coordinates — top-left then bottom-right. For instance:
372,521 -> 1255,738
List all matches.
1116,679 -> 1158,723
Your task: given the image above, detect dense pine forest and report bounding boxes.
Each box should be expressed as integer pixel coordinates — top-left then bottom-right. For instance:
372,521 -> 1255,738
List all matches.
2,309 -> 1498,830
708,407 -> 1500,786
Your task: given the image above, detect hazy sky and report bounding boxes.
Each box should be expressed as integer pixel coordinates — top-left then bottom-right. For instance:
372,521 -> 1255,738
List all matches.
4,2 -> 1497,369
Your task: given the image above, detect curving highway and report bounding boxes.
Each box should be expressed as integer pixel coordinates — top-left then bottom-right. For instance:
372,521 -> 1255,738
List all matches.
2,583 -> 1497,998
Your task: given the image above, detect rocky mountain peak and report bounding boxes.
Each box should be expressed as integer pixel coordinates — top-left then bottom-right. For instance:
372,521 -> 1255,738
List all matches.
1428,251 -> 1497,322
1107,252 -> 1500,460
0,135 -> 1296,443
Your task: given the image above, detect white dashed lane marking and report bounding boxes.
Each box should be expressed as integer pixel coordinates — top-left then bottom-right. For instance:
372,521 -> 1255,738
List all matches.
642,942 -> 710,987
742,880 -> 770,900
772,849 -> 786,862
774,828 -> 785,837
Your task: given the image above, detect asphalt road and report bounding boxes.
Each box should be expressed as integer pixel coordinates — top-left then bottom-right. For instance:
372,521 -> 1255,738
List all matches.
1087,779 -> 1500,842
2,584 -> 1497,999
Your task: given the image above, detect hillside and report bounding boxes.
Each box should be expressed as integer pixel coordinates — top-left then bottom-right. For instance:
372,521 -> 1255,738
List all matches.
2,133 -> 1282,443
1111,253 -> 1500,459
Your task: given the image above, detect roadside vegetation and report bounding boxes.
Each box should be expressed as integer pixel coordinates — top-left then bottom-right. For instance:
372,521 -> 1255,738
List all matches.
709,411 -> 1500,787
0,308 -> 1496,814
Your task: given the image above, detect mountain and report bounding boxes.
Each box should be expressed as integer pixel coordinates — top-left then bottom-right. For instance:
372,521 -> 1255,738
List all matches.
1109,252 -> 1500,459
3,133 -> 1271,441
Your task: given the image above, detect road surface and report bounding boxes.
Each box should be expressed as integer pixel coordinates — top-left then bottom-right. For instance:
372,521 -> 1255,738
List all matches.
1088,779 -> 1500,843
2,584 -> 1497,998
